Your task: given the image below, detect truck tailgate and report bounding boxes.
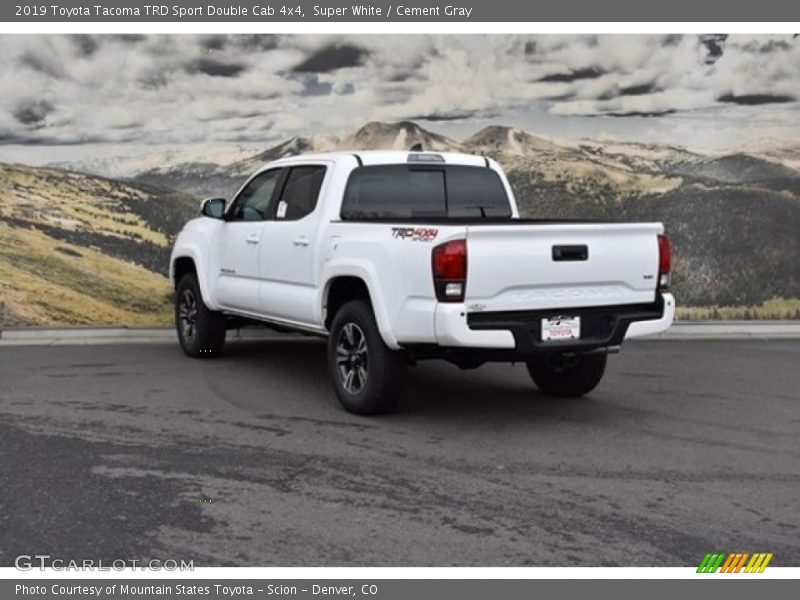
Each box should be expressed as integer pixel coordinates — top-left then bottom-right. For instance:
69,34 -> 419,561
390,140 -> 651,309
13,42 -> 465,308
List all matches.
464,222 -> 663,312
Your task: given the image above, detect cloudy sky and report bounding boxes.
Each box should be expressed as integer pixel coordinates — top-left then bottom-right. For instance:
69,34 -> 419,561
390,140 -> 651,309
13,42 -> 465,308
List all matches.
1,34 -> 799,163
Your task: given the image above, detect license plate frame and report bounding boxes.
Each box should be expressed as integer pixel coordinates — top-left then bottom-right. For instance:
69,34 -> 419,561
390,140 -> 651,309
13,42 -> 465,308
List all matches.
541,316 -> 581,341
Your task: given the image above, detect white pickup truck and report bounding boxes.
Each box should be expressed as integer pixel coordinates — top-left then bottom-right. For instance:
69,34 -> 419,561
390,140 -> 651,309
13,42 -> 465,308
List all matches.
170,150 -> 674,414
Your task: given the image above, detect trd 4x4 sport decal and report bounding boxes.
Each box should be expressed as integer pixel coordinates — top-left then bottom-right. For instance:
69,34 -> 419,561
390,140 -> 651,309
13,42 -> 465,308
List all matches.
391,227 -> 439,242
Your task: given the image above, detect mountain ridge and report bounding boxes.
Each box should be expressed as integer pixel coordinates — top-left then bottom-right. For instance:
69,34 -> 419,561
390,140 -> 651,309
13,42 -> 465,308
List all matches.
42,119 -> 799,187
7,120 -> 798,322
124,120 -> 730,200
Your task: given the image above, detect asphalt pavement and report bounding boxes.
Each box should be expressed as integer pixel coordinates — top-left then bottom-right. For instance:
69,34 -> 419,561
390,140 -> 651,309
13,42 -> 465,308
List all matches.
0,338 -> 798,566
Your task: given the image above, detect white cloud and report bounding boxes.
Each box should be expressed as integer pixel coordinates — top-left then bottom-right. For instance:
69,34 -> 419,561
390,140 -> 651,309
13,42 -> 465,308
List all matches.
0,34 -> 797,153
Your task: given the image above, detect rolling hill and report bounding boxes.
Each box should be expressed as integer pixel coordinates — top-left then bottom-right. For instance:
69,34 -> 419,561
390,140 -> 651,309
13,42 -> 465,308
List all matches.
665,154 -> 800,185
0,163 -> 196,326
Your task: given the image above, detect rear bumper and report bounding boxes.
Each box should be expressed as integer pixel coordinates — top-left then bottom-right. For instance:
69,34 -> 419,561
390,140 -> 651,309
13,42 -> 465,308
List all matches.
624,293 -> 675,339
433,293 -> 674,354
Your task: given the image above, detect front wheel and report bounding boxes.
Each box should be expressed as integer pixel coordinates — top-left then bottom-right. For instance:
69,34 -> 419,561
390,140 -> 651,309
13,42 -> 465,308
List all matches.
175,273 -> 226,358
327,300 -> 407,415
526,352 -> 607,397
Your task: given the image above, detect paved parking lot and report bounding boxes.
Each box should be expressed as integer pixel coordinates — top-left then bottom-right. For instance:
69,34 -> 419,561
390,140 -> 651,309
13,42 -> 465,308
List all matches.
1,339 -> 798,566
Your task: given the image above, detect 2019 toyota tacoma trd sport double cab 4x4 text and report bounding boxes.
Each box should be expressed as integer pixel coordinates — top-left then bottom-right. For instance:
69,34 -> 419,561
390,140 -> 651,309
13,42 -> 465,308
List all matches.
170,150 -> 675,414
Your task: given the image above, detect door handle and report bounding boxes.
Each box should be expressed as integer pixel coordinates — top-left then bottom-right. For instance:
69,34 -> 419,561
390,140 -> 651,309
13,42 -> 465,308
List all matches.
293,236 -> 310,247
552,245 -> 588,261
245,235 -> 260,245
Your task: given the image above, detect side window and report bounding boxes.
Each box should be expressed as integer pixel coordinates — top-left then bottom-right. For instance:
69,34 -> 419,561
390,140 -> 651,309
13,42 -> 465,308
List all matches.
275,165 -> 326,221
229,169 -> 283,222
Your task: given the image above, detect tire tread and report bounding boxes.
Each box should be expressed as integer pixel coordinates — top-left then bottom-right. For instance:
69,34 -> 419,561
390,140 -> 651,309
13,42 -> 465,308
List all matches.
175,273 -> 226,358
327,300 -> 406,415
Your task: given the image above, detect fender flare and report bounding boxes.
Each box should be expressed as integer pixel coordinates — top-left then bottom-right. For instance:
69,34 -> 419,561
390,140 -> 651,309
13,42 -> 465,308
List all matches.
319,260 -> 400,350
170,245 -> 220,311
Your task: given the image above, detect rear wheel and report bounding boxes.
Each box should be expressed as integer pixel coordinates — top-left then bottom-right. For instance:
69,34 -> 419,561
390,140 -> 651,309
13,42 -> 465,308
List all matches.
175,273 -> 226,358
327,300 -> 407,415
526,352 -> 607,397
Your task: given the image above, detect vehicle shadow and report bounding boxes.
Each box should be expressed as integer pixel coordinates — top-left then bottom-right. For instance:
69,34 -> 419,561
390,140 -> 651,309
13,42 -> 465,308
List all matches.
397,361 -> 602,423
218,339 -> 600,423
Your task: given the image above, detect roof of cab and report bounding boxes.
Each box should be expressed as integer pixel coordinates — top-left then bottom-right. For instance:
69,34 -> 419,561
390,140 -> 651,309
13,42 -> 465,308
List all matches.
265,150 -> 490,168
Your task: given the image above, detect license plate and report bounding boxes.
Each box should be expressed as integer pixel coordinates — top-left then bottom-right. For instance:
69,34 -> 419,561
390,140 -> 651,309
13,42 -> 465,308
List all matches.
541,316 -> 581,341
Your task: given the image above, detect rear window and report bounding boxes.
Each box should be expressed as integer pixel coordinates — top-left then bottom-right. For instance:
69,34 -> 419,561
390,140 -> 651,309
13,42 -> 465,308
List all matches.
341,165 -> 512,220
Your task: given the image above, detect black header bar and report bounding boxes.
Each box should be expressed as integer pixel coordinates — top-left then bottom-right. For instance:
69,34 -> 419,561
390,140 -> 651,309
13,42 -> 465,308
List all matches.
3,0 -> 800,22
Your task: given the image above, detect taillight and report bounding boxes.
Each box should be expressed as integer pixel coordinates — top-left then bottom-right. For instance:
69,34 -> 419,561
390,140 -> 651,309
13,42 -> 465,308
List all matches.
432,239 -> 467,302
657,234 -> 671,290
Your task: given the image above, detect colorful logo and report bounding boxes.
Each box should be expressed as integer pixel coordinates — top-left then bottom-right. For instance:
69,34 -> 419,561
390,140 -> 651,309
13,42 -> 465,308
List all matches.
391,227 -> 439,242
697,552 -> 773,573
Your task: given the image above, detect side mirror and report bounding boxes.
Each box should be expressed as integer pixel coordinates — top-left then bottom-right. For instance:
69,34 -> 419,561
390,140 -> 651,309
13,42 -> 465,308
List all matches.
200,197 -> 226,219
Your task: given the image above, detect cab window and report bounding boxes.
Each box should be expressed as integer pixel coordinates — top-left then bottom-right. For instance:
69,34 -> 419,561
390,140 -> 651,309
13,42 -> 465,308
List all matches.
229,169 -> 283,222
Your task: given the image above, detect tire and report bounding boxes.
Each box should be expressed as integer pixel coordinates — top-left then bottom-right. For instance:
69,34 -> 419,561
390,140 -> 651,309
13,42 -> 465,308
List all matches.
327,300 -> 407,415
175,273 -> 226,358
526,352 -> 607,398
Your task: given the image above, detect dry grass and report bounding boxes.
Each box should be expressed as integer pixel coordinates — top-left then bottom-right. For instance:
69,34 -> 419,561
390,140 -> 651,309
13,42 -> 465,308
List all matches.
0,221 -> 172,327
0,163 -> 167,246
677,297 -> 800,321
0,163 -> 178,326
502,152 -> 684,198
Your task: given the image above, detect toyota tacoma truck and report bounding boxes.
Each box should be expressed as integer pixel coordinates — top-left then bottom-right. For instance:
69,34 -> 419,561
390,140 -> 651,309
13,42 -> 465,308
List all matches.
170,150 -> 675,414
